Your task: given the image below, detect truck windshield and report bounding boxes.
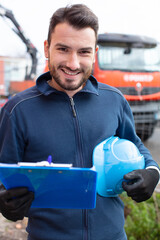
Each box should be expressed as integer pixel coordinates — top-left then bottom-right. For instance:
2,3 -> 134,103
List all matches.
98,43 -> 160,72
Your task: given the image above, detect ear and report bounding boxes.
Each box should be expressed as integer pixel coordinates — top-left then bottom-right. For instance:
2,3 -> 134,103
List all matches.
95,46 -> 99,53
44,40 -> 49,58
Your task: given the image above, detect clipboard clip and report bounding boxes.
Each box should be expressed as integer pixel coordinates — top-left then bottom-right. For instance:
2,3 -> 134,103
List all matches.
18,156 -> 72,168
18,161 -> 73,168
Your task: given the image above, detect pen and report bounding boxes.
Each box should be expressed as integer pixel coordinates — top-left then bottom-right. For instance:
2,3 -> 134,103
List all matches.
47,155 -> 52,164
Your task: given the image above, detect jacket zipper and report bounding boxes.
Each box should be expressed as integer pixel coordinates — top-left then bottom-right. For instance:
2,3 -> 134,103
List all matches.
69,97 -> 84,167
69,97 -> 88,240
70,97 -> 76,118
83,209 -> 88,240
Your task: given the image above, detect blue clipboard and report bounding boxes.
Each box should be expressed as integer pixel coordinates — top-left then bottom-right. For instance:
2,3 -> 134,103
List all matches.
0,164 -> 97,209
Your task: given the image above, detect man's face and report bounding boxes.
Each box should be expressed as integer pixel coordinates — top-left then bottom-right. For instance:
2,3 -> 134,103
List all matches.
44,22 -> 98,97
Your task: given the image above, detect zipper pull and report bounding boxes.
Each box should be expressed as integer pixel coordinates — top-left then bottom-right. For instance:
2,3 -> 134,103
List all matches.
70,97 -> 76,117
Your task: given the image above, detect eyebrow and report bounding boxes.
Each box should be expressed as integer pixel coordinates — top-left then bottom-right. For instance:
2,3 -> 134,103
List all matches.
79,47 -> 93,52
55,43 -> 70,49
55,43 -> 93,52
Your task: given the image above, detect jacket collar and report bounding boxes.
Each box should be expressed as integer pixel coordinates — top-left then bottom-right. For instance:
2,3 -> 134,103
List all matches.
36,72 -> 99,96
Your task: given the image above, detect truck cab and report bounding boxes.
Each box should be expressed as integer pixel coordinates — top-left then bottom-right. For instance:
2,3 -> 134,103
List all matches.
94,33 -> 160,141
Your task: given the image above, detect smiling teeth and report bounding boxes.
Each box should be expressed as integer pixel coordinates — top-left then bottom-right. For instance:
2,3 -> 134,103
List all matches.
64,70 -> 79,75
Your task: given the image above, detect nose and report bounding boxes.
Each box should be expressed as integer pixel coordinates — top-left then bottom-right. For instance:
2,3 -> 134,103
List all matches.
66,52 -> 80,70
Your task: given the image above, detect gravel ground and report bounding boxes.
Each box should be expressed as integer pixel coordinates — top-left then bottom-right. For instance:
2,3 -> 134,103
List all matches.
0,216 -> 28,240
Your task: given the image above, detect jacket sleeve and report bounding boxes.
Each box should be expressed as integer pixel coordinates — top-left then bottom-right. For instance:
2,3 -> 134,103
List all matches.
116,98 -> 159,170
0,106 -> 24,163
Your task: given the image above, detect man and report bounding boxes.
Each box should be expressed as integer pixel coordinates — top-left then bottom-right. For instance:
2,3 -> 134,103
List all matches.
0,4 -> 159,240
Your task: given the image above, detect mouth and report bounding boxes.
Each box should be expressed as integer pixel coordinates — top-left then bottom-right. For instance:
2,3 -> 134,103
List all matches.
61,68 -> 81,77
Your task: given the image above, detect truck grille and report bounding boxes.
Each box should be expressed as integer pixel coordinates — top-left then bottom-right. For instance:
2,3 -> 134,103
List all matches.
128,100 -> 159,106
118,87 -> 160,96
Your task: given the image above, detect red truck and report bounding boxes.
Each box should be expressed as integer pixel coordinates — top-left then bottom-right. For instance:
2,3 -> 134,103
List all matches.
94,33 -> 160,141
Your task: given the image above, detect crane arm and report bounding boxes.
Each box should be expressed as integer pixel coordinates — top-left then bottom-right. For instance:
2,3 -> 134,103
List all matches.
0,4 -> 38,80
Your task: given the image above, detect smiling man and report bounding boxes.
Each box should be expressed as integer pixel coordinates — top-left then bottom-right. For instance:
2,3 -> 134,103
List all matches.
0,4 -> 159,240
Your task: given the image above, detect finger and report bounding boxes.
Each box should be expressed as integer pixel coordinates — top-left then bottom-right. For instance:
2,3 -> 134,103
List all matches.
2,194 -> 34,222
8,187 -> 29,197
13,193 -> 34,213
122,179 -> 143,193
5,192 -> 34,210
8,193 -> 34,219
2,212 -> 23,222
131,193 -> 150,203
1,187 -> 29,201
123,170 -> 141,180
125,189 -> 143,198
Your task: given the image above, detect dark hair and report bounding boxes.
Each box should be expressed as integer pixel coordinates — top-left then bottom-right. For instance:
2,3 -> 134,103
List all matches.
47,4 -> 99,46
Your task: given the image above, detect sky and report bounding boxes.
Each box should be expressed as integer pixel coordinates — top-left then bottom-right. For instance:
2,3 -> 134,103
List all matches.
0,0 -> 160,67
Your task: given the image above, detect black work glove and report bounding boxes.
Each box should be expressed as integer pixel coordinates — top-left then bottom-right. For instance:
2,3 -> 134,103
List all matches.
0,184 -> 34,221
122,169 -> 159,202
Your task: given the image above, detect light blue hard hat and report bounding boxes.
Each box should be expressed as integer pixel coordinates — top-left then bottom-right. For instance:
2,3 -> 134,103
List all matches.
93,136 -> 145,197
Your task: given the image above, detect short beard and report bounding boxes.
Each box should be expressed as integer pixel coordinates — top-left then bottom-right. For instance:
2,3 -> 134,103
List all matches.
48,62 -> 92,91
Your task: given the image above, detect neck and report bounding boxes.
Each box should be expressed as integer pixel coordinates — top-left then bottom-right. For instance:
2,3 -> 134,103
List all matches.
48,79 -> 86,97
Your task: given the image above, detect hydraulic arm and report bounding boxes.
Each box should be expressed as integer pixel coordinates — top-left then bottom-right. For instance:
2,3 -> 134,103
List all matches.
0,4 -> 38,80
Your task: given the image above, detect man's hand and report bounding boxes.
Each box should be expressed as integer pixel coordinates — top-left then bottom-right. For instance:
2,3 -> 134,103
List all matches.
122,169 -> 159,202
0,184 -> 34,221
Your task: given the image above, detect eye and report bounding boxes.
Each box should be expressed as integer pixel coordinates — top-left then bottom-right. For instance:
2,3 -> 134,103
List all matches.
79,49 -> 92,55
57,47 -> 68,52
